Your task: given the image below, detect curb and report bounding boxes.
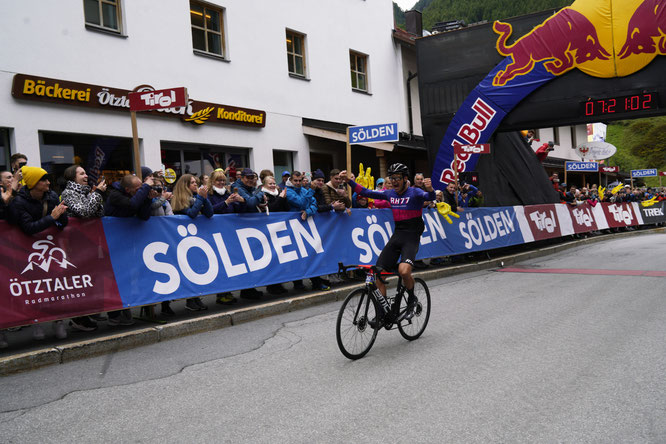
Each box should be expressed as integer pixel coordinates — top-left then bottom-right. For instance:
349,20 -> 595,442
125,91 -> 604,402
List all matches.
1,227 -> 663,376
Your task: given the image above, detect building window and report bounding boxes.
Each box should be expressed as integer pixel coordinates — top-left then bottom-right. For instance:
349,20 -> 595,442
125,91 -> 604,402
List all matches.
161,142 -> 248,181
0,128 -> 10,172
570,126 -> 578,148
83,0 -> 121,33
190,1 -> 225,58
273,150 -> 294,177
286,30 -> 306,77
553,127 -> 560,146
350,51 -> 368,92
39,131 -> 134,195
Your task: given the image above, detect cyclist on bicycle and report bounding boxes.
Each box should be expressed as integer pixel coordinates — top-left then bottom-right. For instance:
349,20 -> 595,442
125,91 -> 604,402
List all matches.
340,163 -> 435,320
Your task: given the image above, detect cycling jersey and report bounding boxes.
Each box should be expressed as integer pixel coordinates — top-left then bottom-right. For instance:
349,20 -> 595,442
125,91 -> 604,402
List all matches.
350,179 -> 436,270
349,180 -> 436,232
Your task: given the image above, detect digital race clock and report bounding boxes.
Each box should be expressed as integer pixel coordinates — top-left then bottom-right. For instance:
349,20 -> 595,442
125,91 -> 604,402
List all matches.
580,92 -> 659,117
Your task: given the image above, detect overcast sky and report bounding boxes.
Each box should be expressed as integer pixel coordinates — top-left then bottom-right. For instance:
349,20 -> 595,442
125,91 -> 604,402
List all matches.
394,0 -> 416,11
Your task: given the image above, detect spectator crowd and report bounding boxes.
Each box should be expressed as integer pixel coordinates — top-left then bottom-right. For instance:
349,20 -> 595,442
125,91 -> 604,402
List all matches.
548,173 -> 666,206
2,156 -> 471,349
1,154 -> 662,350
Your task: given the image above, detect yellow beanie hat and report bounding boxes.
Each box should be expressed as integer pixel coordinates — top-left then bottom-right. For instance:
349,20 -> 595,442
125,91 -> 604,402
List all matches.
21,166 -> 48,189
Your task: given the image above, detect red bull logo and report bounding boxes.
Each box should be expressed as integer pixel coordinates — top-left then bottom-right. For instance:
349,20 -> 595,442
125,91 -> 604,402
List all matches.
492,0 -> 666,85
618,0 -> 666,58
493,8 -> 611,86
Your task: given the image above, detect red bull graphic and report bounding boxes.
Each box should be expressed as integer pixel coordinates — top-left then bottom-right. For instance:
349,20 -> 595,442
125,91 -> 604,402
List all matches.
431,0 -> 666,191
618,0 -> 666,58
493,8 -> 611,86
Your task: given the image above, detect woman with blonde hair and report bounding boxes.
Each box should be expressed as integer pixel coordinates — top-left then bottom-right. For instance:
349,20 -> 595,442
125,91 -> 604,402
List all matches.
208,169 -> 244,214
171,174 -> 214,311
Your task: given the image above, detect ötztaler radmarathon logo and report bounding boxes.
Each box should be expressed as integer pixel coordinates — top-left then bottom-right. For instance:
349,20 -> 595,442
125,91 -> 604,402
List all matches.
8,235 -> 94,306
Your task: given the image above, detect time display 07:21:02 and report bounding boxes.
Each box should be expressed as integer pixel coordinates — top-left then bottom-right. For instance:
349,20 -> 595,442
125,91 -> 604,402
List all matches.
581,93 -> 659,117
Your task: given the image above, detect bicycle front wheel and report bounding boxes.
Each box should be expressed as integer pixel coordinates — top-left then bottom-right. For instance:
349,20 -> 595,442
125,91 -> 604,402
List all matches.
336,288 -> 379,360
398,278 -> 431,340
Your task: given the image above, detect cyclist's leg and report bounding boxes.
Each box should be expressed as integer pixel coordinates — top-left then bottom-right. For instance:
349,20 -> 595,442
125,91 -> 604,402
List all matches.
375,235 -> 401,298
397,262 -> 414,291
397,231 -> 421,291
398,233 -> 422,318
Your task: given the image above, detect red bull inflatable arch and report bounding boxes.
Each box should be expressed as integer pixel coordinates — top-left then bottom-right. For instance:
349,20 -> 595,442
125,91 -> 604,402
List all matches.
422,0 -> 666,201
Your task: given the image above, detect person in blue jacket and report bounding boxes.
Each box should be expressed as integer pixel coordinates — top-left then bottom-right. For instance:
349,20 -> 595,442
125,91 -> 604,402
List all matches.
230,168 -> 265,213
286,171 -> 317,220
171,174 -> 214,311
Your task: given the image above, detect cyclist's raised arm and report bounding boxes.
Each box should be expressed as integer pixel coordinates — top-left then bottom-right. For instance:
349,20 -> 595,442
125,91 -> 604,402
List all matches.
340,170 -> 387,200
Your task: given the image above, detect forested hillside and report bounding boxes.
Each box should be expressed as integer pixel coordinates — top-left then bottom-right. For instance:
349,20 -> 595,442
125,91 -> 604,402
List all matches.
605,117 -> 666,186
394,0 -> 570,30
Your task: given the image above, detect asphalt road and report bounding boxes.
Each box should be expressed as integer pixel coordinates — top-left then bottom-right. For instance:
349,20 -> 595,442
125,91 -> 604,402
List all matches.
1,233 -> 665,443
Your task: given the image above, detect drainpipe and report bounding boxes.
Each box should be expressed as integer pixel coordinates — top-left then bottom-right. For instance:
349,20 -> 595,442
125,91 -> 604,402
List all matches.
406,71 -> 418,137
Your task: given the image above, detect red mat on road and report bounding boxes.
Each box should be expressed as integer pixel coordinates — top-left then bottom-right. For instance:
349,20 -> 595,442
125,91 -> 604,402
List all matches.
497,267 -> 666,277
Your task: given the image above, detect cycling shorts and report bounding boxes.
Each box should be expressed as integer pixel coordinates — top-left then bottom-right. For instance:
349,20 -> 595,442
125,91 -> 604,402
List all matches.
376,229 -> 422,272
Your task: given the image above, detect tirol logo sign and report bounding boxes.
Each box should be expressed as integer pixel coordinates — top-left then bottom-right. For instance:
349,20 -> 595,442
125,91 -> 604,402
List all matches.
603,202 -> 636,227
11,74 -> 266,128
601,166 -> 619,173
129,87 -> 188,112
455,144 -> 491,155
566,203 -> 599,233
524,205 -> 562,240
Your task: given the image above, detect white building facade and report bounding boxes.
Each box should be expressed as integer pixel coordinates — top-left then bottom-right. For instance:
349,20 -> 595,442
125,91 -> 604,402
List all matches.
1,0 -> 421,184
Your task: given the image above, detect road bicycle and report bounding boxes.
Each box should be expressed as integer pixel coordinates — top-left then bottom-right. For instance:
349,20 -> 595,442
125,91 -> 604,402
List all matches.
335,263 -> 431,359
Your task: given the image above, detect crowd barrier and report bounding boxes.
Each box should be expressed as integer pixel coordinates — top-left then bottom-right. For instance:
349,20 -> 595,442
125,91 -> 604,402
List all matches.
2,201 -> 665,329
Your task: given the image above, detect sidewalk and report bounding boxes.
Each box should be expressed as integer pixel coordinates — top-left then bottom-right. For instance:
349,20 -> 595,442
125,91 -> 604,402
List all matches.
1,227 -> 663,375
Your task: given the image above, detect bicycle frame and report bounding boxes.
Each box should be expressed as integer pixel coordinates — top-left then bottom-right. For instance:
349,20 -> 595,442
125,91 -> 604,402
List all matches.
353,265 -> 408,329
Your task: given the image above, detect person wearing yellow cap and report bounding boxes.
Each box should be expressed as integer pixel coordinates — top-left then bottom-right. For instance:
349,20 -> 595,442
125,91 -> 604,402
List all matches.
7,166 -> 69,341
8,166 -> 68,235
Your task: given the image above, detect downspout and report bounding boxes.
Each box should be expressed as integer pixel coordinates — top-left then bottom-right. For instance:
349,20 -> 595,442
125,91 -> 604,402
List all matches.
406,71 -> 418,137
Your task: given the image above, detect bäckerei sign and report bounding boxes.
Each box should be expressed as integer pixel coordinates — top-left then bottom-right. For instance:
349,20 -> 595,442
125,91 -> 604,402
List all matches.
11,73 -> 266,128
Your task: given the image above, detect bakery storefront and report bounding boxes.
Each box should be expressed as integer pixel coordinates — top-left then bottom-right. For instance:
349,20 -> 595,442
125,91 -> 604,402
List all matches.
11,73 -> 266,188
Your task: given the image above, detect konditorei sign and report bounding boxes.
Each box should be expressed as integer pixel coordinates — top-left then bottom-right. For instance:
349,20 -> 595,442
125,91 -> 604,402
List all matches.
11,73 -> 266,128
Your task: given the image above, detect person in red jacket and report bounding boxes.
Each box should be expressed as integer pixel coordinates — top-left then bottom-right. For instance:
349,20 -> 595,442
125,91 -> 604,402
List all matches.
535,141 -> 554,163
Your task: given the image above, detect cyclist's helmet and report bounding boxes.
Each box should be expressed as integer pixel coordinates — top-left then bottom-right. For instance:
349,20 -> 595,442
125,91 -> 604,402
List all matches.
387,163 -> 410,178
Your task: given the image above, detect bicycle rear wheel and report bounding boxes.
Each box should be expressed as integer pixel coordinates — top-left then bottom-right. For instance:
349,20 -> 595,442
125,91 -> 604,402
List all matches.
336,288 -> 379,360
398,278 -> 431,340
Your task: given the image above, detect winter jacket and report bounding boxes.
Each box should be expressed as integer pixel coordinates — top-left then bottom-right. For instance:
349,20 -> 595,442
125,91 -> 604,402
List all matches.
286,185 -> 318,217
60,181 -> 105,218
231,179 -> 265,212
312,187 -> 333,212
262,188 -> 289,213
8,186 -> 68,234
209,189 -> 243,214
173,195 -> 214,218
104,182 -> 152,220
150,196 -> 174,216
321,182 -> 352,208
